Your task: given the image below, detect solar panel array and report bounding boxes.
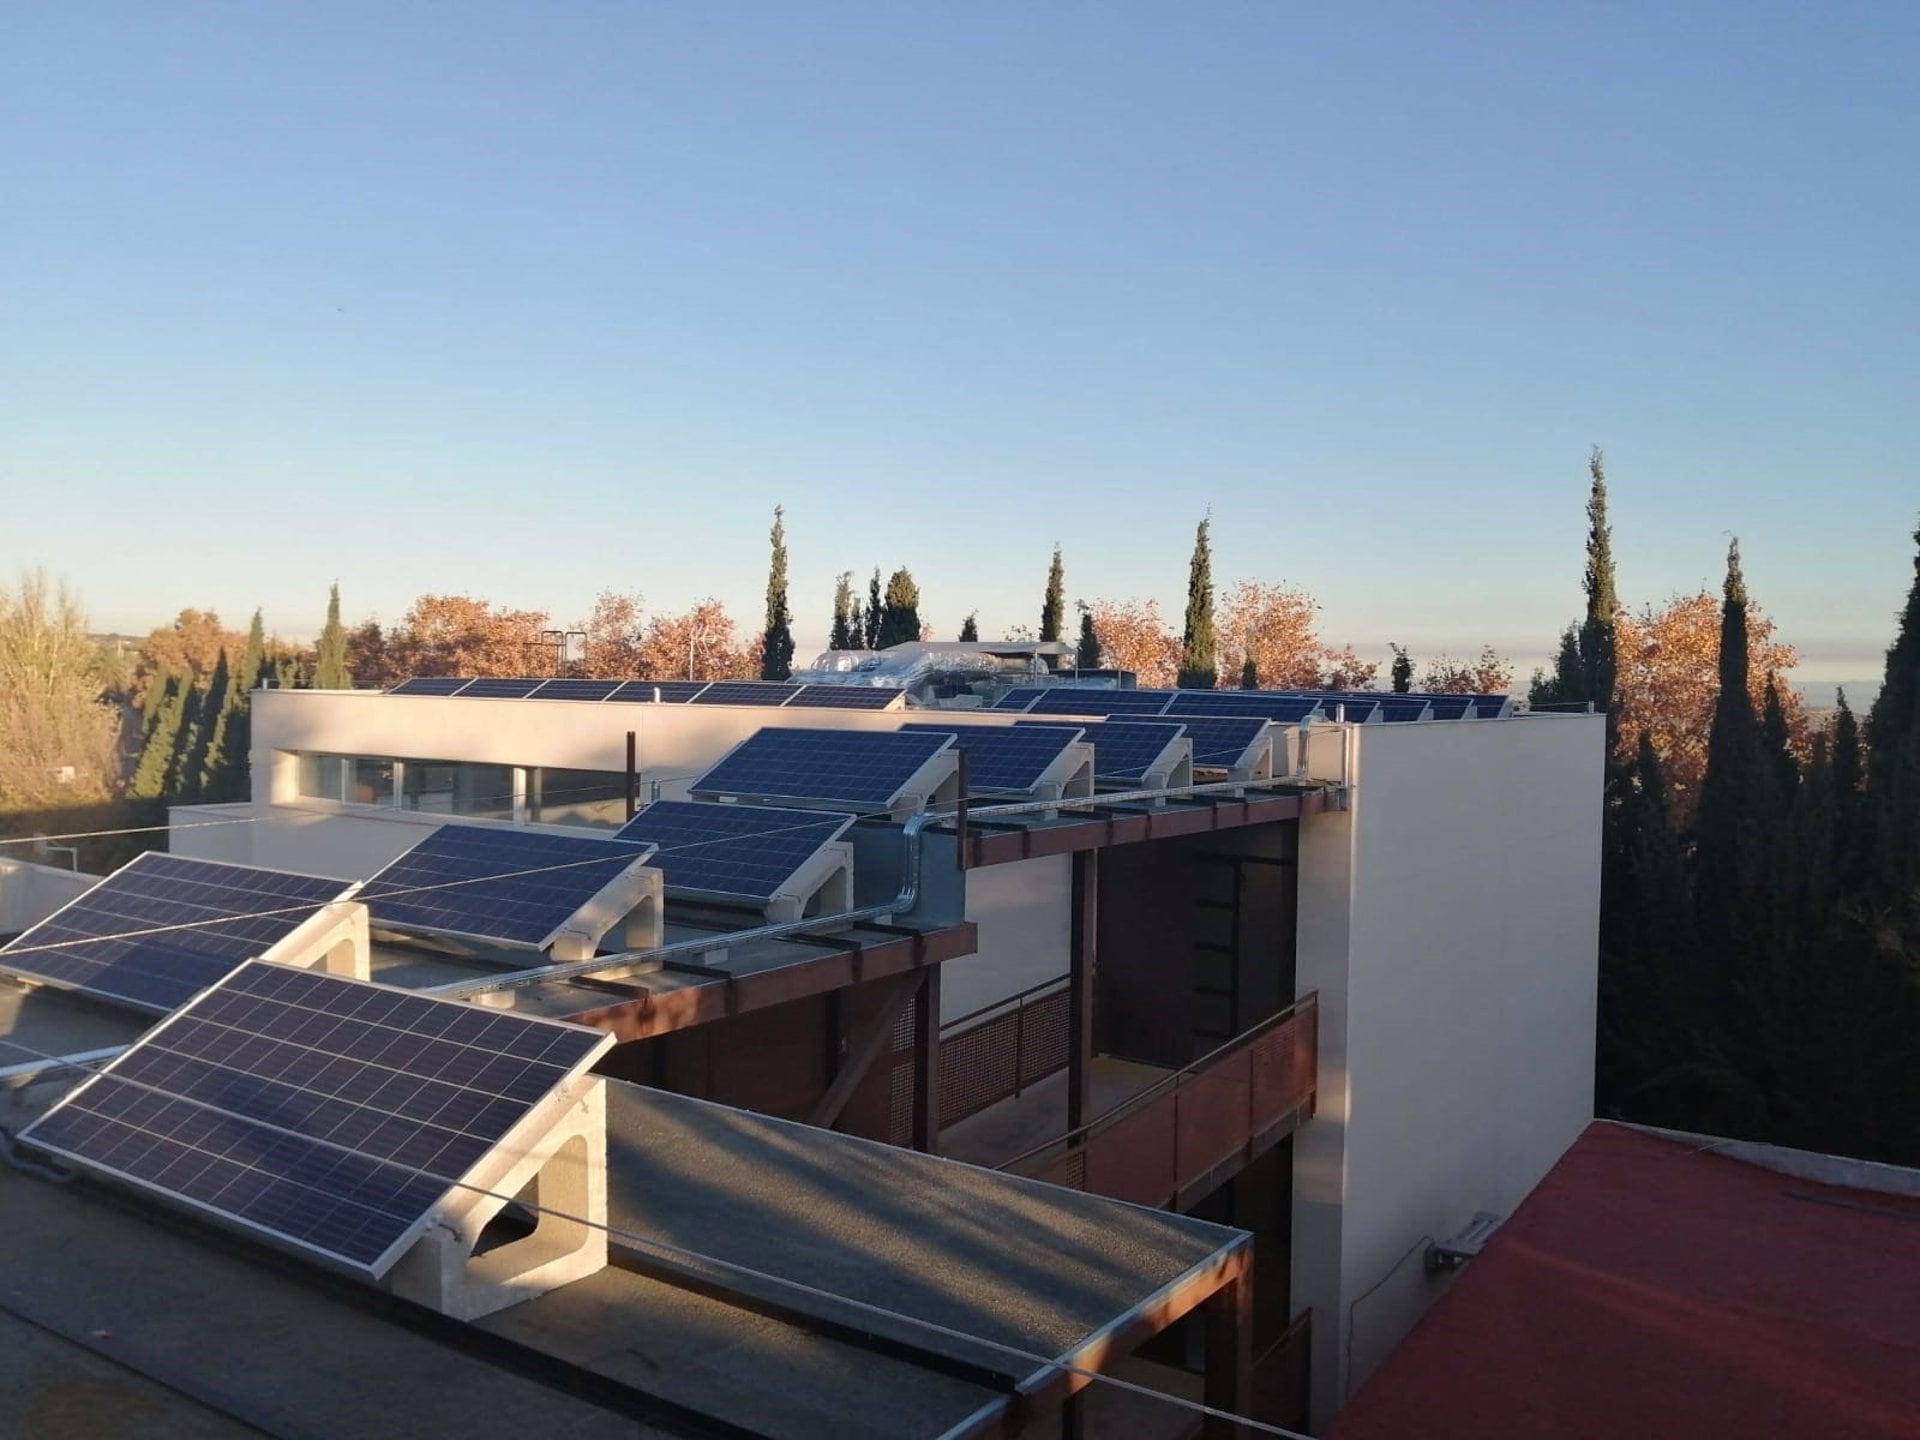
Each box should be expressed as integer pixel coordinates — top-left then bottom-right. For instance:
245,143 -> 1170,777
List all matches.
357,825 -> 655,949
613,801 -> 853,903
383,678 -> 906,709
0,854 -> 353,1014
899,723 -> 1089,795
21,961 -> 609,1277
992,684 -> 1510,724
1018,720 -> 1187,783
692,728 -> 954,809
1165,715 -> 1271,768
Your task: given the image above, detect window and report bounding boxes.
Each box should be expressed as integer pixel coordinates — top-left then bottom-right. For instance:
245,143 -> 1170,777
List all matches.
400,760 -> 515,821
529,768 -> 628,830
295,753 -> 349,802
349,758 -> 394,806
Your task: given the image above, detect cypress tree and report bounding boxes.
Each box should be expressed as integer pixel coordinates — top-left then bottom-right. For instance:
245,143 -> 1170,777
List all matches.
829,573 -> 854,651
1040,545 -> 1065,644
1390,644 -> 1413,694
877,568 -> 922,649
187,650 -> 233,802
1240,656 -> 1259,690
1531,626 -> 1583,707
959,612 -> 979,643
314,583 -> 349,689
1761,674 -> 1799,798
167,677 -> 208,801
847,598 -> 865,651
1865,520 -> 1920,901
865,569 -> 883,650
1578,448 -> 1620,720
759,506 -> 795,681
1076,607 -> 1101,670
212,611 -> 268,802
129,671 -> 186,800
1177,516 -> 1217,690
1694,539 -> 1768,981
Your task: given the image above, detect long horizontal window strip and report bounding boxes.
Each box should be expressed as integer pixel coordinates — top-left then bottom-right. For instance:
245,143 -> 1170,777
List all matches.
287,754 -> 627,831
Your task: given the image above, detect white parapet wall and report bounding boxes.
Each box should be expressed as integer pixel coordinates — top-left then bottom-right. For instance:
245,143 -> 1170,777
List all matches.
0,857 -> 102,934
1293,711 -> 1604,1429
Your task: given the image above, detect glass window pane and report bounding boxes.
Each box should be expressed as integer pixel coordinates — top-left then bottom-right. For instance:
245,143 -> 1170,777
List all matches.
349,757 -> 394,806
295,753 -> 347,801
530,768 -> 627,830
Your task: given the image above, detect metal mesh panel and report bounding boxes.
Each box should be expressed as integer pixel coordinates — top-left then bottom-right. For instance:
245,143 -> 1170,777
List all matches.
886,996 -> 918,1147
936,985 -> 1071,1128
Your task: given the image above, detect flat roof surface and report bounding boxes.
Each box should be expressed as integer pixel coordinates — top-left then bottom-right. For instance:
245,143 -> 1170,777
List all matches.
1334,1122 -> 1920,1440
595,1082 -> 1247,1377
0,1077 -> 1248,1440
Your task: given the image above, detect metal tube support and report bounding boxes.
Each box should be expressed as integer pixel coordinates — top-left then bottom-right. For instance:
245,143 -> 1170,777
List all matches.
625,731 -> 638,821
911,964 -> 942,1154
1202,1271 -> 1253,1439
1067,849 -> 1098,1137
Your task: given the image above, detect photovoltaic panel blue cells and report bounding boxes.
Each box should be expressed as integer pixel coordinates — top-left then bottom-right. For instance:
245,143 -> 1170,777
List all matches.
1074,721 -> 1187,782
1424,697 -> 1474,720
388,677 -> 469,697
455,677 -> 545,699
607,680 -> 710,703
1164,716 -> 1270,767
21,961 -> 608,1278
0,854 -> 352,1014
1023,689 -> 1178,717
1472,696 -> 1509,717
357,825 -> 654,949
528,679 -> 621,701
899,724 -> 1085,795
692,728 -> 954,809
689,682 -> 802,707
1162,692 -> 1321,724
613,801 -> 852,902
786,685 -> 904,710
992,687 -> 1048,711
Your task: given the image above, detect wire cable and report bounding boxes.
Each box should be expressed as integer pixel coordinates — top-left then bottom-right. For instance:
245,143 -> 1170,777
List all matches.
0,1028 -> 1305,1440
0,806 -> 905,963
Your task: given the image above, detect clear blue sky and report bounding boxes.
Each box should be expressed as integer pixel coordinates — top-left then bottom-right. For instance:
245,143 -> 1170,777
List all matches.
4,2 -> 1915,682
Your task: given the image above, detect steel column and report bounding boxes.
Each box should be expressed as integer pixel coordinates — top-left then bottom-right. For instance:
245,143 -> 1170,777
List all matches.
911,964 -> 942,1153
1067,849 -> 1098,1134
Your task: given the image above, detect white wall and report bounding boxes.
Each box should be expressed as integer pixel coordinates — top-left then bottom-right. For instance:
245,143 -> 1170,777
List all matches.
0,858 -> 101,933
943,856 -> 1071,1023
1292,713 -> 1603,1429
249,689 -> 929,808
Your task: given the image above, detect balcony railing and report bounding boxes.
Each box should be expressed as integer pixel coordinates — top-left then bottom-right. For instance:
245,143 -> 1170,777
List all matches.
996,993 -> 1318,1210
884,976 -> 1074,1146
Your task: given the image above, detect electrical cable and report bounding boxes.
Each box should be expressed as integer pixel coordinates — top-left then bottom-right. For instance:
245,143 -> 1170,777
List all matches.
0,1028 -> 1306,1440
1342,1232 -> 1434,1402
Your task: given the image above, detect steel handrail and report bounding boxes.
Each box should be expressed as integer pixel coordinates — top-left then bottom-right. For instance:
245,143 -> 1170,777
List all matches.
995,990 -> 1319,1172
938,974 -> 1070,1038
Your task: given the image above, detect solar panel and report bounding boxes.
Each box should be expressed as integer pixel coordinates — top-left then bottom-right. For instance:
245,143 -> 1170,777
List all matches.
456,677 -> 545,700
785,685 -> 904,710
691,728 -> 954,809
20,961 -> 610,1278
1167,715 -> 1271,768
607,680 -> 710,703
357,826 -> 655,949
1163,692 -> 1321,723
1472,695 -> 1510,718
1424,697 -> 1474,720
992,687 -> 1048,711
613,801 -> 853,903
1308,694 -> 1380,720
528,678 -> 621,701
388,677 -> 469,697
900,724 -> 1087,795
1366,697 -> 1430,722
1023,689 -> 1178,717
1077,721 -> 1188,783
0,854 -> 353,1014
690,682 -> 803,707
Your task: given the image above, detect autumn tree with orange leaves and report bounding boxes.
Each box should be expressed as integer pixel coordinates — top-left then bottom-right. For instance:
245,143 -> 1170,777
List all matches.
1613,591 -> 1801,812
1085,599 -> 1180,688
384,595 -> 551,678
1423,647 -> 1514,696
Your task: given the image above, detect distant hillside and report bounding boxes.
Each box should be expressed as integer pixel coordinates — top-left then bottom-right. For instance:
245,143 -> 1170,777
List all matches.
1796,679 -> 1880,719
